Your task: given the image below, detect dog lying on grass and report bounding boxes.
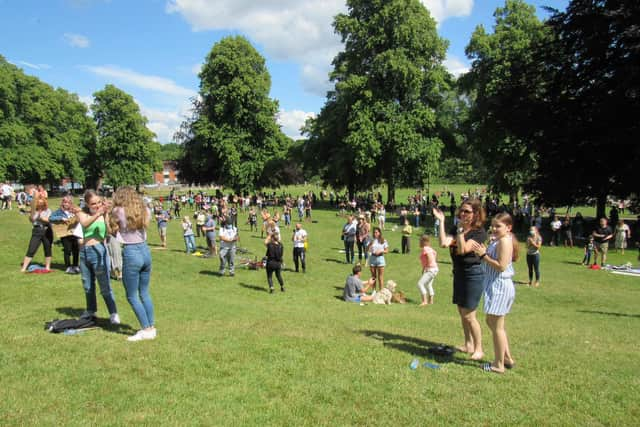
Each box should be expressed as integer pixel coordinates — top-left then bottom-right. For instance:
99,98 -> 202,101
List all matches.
372,280 -> 397,304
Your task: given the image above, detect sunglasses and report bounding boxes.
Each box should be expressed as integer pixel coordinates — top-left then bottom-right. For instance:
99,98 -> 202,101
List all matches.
460,209 -> 474,214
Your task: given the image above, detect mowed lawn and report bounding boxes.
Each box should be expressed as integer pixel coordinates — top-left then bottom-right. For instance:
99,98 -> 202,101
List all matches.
1,198 -> 639,426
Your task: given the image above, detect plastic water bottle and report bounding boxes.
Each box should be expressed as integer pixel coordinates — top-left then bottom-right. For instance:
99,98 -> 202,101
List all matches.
409,359 -> 420,370
63,329 -> 84,336
423,362 -> 440,370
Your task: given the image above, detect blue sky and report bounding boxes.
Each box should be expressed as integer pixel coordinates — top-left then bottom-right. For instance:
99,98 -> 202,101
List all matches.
0,0 -> 568,142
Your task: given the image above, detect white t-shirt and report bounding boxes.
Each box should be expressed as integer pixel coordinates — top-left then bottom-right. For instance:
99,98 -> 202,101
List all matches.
293,229 -> 307,248
1,184 -> 12,197
219,225 -> 238,248
551,220 -> 561,231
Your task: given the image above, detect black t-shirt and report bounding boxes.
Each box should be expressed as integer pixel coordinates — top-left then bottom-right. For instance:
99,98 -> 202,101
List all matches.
265,242 -> 283,268
594,226 -> 612,243
448,226 -> 488,271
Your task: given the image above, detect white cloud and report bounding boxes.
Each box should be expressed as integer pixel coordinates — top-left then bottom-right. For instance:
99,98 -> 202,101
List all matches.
137,100 -> 194,144
443,55 -> 469,77
191,63 -> 202,75
421,0 -> 474,23
166,1 -> 473,97
13,60 -> 52,70
64,32 -> 91,48
278,109 -> 316,140
84,65 -> 197,98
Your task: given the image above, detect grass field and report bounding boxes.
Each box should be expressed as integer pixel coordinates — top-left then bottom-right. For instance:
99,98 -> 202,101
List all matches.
1,193 -> 639,426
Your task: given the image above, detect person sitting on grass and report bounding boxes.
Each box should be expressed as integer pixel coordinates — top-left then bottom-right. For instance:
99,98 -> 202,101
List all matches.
342,264 -> 376,303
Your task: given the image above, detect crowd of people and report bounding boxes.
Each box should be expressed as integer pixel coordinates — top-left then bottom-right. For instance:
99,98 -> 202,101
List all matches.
9,184 -> 640,360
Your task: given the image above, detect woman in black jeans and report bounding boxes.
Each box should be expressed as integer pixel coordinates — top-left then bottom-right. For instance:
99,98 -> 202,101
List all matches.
265,233 -> 285,293
20,195 -> 53,272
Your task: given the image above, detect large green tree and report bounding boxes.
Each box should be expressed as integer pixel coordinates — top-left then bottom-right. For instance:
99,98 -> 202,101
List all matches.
529,0 -> 640,217
178,36 -> 289,192
90,84 -> 160,188
462,0 -> 551,195
304,0 -> 448,201
0,56 -> 95,186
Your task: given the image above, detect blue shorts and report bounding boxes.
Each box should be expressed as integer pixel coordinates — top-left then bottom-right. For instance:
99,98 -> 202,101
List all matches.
369,255 -> 386,267
344,295 -> 361,303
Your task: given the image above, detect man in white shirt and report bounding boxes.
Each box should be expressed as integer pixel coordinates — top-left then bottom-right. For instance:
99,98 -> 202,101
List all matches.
219,220 -> 239,276
1,182 -> 13,210
292,223 -> 308,273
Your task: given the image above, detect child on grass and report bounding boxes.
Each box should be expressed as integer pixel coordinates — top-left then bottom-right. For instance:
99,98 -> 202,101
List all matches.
582,235 -> 596,265
182,216 -> 196,254
417,234 -> 438,306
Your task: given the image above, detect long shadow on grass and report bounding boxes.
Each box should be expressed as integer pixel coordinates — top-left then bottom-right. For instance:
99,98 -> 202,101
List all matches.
562,261 -> 584,265
578,310 -> 640,318
55,307 -> 136,335
324,258 -> 347,264
239,282 -> 269,293
199,270 -> 220,276
359,329 -> 478,367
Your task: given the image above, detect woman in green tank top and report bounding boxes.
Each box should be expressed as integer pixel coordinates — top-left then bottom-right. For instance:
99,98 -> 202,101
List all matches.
74,190 -> 120,324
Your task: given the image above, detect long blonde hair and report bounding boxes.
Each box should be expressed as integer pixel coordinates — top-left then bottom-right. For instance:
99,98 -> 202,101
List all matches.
110,186 -> 149,231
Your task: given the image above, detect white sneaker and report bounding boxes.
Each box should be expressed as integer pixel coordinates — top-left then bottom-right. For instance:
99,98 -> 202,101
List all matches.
65,267 -> 73,274
73,266 -> 81,274
80,310 -> 96,320
127,328 -> 157,342
110,313 -> 121,325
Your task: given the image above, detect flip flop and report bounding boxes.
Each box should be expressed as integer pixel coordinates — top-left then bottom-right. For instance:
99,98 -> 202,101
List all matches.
482,363 -> 504,374
504,362 -> 516,370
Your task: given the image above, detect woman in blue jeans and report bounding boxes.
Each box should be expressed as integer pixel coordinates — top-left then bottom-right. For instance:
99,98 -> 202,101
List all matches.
110,187 -> 156,342
75,190 -> 120,324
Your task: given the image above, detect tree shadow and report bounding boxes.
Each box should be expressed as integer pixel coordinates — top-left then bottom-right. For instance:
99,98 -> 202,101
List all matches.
358,329 -> 481,366
577,310 -> 640,319
239,282 -> 268,293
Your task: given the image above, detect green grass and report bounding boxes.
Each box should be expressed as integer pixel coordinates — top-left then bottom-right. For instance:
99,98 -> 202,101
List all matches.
1,196 -> 639,425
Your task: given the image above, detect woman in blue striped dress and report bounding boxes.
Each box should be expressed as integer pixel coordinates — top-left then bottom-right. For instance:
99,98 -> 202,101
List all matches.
471,213 -> 519,373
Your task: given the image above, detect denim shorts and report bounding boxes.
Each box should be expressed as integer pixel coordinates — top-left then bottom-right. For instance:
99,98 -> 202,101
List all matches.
369,255 -> 386,267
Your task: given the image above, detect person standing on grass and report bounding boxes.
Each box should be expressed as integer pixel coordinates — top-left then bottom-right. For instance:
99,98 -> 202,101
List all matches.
471,213 -> 518,374
526,226 -> 542,287
401,218 -> 413,254
368,227 -> 388,291
356,215 -> 370,263
218,219 -> 239,277
50,195 -> 80,274
292,223 -> 307,273
110,186 -> 156,342
74,190 -> 120,325
342,214 -> 357,264
417,234 -> 438,306
433,200 -> 487,361
20,195 -> 53,272
614,219 -> 630,255
592,218 -> 613,266
182,216 -> 196,254
550,215 -> 561,246
202,213 -> 217,257
265,232 -> 285,293
155,206 -> 169,248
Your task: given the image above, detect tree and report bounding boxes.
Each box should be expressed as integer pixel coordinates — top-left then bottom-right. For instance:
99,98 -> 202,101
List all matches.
304,0 -> 447,201
90,84 -> 160,189
462,0 -> 551,196
178,36 -> 289,192
0,56 -> 96,186
529,0 -> 640,217
158,142 -> 182,161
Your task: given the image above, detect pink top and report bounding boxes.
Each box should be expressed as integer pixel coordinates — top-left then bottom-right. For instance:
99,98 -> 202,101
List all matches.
420,246 -> 438,270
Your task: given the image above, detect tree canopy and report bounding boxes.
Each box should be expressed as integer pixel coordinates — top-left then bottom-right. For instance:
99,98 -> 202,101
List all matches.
178,36 -> 290,192
90,84 -> 160,189
0,55 -> 96,186
304,0 -> 449,200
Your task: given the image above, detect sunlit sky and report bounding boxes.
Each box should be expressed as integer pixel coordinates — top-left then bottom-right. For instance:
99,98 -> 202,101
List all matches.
0,0 -> 568,142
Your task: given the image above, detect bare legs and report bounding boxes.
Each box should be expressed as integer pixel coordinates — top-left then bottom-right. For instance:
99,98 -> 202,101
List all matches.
485,314 -> 514,373
370,266 -> 384,291
20,255 -> 51,272
457,306 -> 484,360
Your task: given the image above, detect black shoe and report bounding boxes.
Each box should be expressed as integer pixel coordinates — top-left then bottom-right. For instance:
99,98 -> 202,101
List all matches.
269,287 -> 274,293
280,287 -> 285,292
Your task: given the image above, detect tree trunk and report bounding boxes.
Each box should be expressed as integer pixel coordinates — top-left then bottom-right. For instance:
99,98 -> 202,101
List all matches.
596,193 -> 607,220
387,182 -> 395,208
